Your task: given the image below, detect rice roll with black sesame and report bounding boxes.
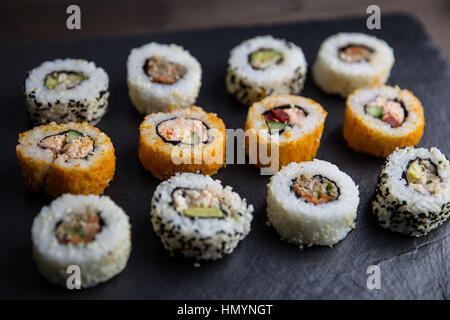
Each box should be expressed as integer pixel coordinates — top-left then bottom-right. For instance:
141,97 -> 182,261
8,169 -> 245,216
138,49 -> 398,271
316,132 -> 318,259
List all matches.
138,105 -> 226,180
226,35 -> 307,105
267,160 -> 360,247
373,147 -> 449,237
150,173 -> 253,260
25,59 -> 109,125
32,194 -> 131,288
127,42 -> 202,114
16,122 -> 116,197
313,33 -> 394,97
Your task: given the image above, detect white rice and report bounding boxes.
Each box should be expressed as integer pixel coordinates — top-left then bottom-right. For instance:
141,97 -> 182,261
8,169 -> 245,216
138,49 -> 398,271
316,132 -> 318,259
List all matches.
313,33 -> 394,97
32,194 -> 131,288
267,160 -> 360,247
150,172 -> 253,260
25,59 -> 109,125
373,147 -> 450,237
226,35 -> 307,105
127,42 -> 202,114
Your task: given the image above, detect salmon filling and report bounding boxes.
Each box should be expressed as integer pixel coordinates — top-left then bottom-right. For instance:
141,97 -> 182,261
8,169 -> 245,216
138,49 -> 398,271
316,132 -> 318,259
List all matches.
143,56 -> 187,84
44,71 -> 87,90
248,48 -> 284,70
406,158 -> 442,195
293,174 -> 339,204
157,118 -> 208,145
365,96 -> 406,128
38,130 -> 94,160
263,105 -> 307,132
55,210 -> 102,245
338,44 -> 374,63
172,188 -> 226,218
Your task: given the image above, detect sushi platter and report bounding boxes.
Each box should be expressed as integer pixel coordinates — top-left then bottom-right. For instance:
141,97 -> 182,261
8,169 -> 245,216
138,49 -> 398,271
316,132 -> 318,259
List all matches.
0,14 -> 449,299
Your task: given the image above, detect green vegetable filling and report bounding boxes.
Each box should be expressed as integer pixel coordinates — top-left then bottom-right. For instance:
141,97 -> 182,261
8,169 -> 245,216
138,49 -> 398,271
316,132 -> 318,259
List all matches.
267,121 -> 286,132
249,49 -> 283,70
406,161 -> 423,184
190,132 -> 201,145
45,71 -> 87,90
365,105 -> 383,118
184,207 -> 225,218
65,129 -> 84,143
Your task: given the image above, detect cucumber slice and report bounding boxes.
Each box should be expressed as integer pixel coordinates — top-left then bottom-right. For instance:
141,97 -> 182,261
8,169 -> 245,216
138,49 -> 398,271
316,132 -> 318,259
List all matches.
365,105 -> 383,118
184,207 -> 225,218
267,121 -> 285,131
190,132 -> 201,145
66,129 -> 84,143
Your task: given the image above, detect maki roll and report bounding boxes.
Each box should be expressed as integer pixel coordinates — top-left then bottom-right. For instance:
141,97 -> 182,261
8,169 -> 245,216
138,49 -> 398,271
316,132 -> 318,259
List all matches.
313,33 -> 394,97
150,172 -> 253,260
32,194 -> 131,288
244,95 -> 327,171
343,85 -> 424,157
16,122 -> 115,197
25,59 -> 109,125
127,42 -> 202,114
226,35 -> 307,105
373,147 -> 449,237
267,160 -> 360,247
139,105 -> 226,180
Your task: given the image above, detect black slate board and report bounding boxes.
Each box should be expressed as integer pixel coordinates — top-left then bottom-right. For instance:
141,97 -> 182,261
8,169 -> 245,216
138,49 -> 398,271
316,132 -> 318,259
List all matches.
0,14 -> 448,300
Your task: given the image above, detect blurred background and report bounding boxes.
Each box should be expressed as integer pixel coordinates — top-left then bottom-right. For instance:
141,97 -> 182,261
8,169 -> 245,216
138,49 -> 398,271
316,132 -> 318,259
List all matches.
1,0 -> 449,61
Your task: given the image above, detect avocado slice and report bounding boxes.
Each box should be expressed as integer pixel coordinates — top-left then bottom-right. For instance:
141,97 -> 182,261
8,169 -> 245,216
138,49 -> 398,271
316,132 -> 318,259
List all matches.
365,105 -> 383,118
249,49 -> 283,69
267,121 -> 285,132
67,72 -> 87,83
45,76 -> 59,90
406,161 -> 423,184
66,129 -> 84,143
184,207 -> 225,218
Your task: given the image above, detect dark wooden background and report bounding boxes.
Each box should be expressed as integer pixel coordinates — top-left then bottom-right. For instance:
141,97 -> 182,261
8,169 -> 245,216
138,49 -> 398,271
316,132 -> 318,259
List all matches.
1,0 -> 449,61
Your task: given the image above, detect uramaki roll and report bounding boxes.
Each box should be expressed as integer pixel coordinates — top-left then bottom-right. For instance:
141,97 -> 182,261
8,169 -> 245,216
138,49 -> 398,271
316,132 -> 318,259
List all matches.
244,95 -> 327,171
343,85 -> 424,158
312,33 -> 394,98
138,105 -> 226,180
16,122 -> 116,197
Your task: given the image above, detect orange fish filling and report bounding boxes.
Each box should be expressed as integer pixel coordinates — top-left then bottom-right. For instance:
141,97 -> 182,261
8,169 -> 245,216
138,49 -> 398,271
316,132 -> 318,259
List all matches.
293,174 -> 339,205
55,210 -> 102,245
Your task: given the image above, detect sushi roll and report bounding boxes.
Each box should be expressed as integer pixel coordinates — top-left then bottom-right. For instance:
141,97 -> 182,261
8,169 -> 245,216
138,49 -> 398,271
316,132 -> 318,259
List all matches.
32,194 -> 131,288
267,160 -> 360,247
312,33 -> 394,97
343,85 -> 424,158
25,59 -> 109,125
226,35 -> 307,105
16,122 -> 115,197
150,172 -> 253,260
373,147 -> 450,237
244,95 -> 327,171
139,105 -> 226,180
127,42 -> 202,114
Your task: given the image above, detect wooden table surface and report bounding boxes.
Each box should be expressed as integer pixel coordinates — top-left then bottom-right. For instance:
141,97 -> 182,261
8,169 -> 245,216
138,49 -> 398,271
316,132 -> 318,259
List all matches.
1,0 -> 449,61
